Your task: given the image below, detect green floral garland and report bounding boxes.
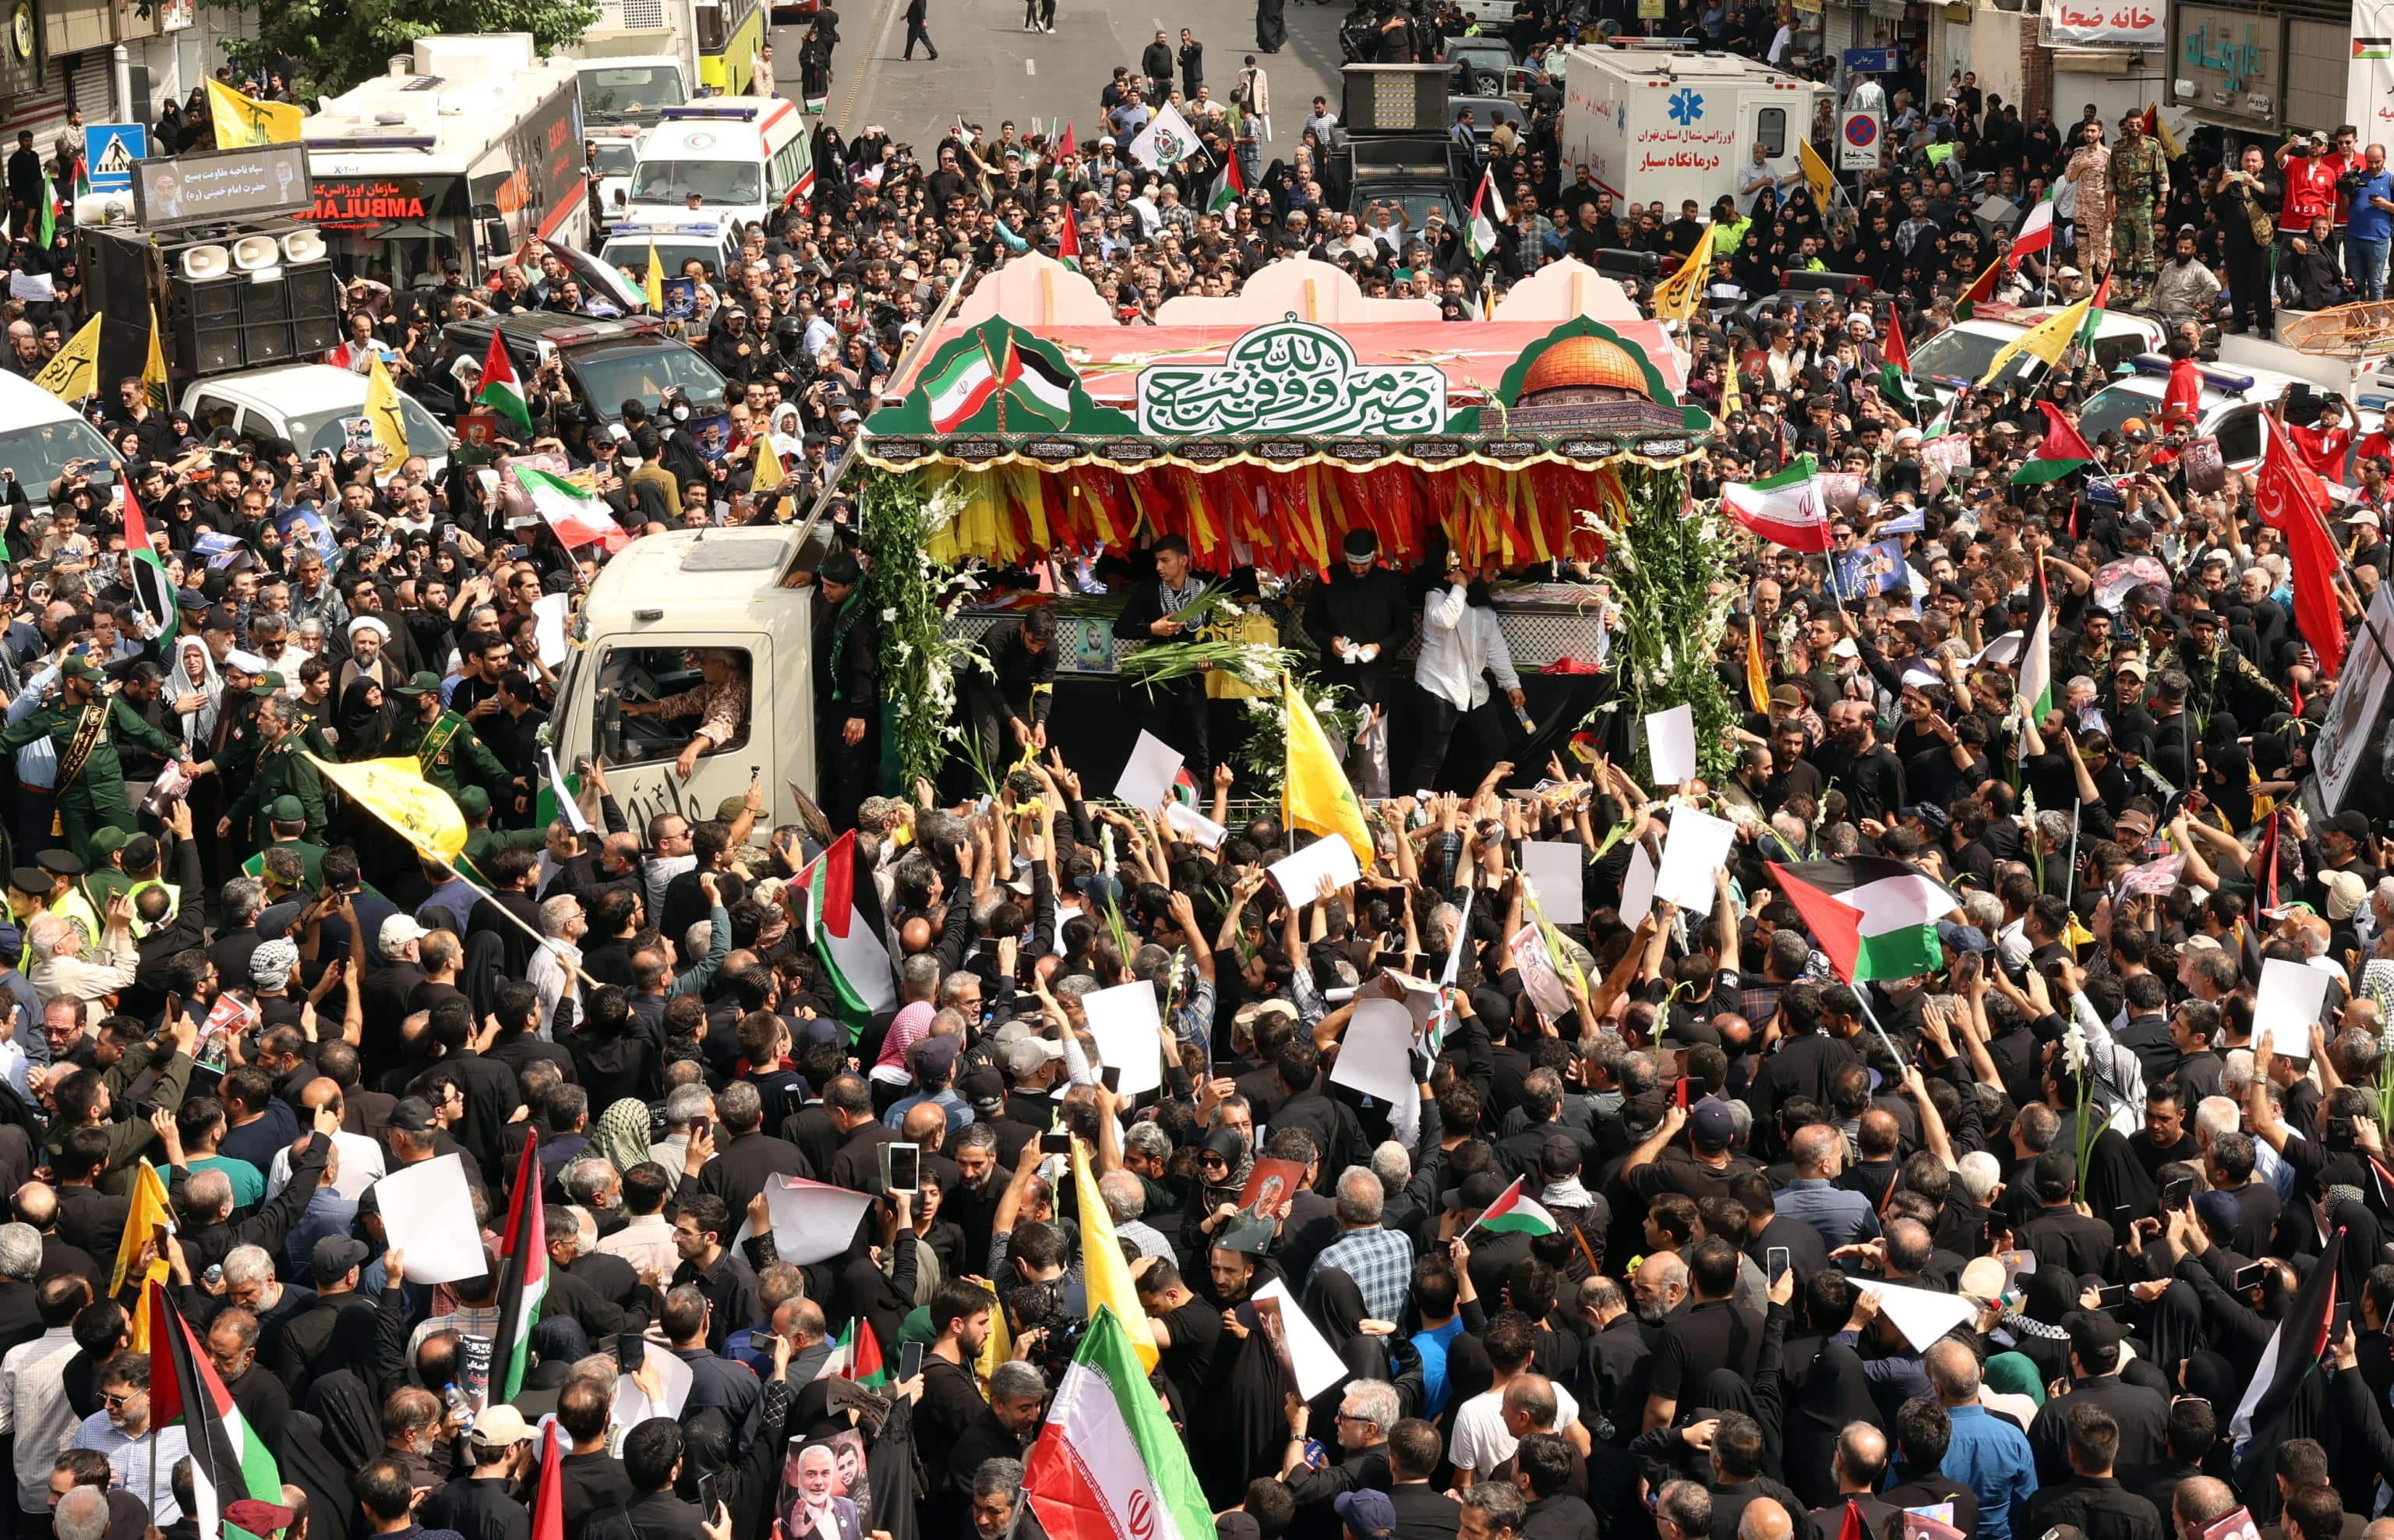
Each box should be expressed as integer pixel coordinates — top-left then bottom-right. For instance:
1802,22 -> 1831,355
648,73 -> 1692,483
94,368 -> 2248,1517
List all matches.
856,468 -> 983,793
1584,465 -> 1738,787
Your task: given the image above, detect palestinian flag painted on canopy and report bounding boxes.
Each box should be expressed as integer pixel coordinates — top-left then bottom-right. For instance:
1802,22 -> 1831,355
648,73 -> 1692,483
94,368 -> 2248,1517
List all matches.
150,1281 -> 282,1540
1473,1174 -> 1559,1236
489,1131 -> 548,1404
1011,344 -> 1076,426
2012,400 -> 2095,485
1766,858 -> 1964,983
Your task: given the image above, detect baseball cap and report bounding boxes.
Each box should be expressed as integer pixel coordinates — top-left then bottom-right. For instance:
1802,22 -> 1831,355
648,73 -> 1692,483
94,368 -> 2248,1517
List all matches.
312,1235 -> 369,1284
387,1097 -> 438,1134
2064,1310 -> 2124,1371
1334,1491 -> 1396,1540
1008,1038 -> 1065,1076
958,1065 -> 1006,1106
1690,1097 -> 1735,1150
469,1404 -> 533,1447
380,913 -> 429,957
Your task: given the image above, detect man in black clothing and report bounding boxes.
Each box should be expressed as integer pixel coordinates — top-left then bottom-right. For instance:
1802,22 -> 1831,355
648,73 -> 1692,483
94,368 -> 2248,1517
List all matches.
2026,1313 -> 2171,1486
1110,535 -> 1213,775
619,1418 -> 713,1540
1642,1238 -> 1760,1432
556,1377 -> 637,1535
1514,1435 -> 1598,1540
2021,1404 -> 2165,1540
668,1194 -> 757,1354
948,1360 -> 1045,1515
1803,1425 -> 1898,1540
810,553 -> 879,832
2018,1150 -> 2116,1279
426,1403 -> 538,1540
1386,1418 -> 1461,1540
1303,528 -> 1413,796
1815,699 -> 1905,825
271,1235 -> 377,1390
921,1279 -> 998,1535
690,1080 -> 814,1219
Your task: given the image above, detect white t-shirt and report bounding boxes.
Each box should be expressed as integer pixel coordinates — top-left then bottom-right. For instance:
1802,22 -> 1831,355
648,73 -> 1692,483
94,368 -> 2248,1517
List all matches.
1446,1381 -> 1582,1474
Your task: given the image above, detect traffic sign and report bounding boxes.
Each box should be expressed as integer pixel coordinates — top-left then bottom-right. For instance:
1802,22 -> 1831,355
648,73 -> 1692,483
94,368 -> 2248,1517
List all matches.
83,122 -> 147,192
1841,47 -> 1901,72
1838,111 -> 1881,170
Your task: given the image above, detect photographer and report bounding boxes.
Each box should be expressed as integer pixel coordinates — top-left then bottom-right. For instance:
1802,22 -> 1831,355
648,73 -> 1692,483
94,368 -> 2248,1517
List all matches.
2207,148 -> 2280,337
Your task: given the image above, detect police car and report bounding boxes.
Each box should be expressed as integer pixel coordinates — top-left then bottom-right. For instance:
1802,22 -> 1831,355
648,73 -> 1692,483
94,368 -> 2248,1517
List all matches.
2074,355 -> 2386,482
597,217 -> 746,293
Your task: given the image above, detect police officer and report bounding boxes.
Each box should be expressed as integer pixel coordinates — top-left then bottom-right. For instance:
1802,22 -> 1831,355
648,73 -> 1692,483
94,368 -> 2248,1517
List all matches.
2107,111 -> 2169,300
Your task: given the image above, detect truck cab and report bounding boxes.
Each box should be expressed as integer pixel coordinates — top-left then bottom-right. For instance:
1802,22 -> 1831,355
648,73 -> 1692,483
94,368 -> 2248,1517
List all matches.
551,525 -> 831,835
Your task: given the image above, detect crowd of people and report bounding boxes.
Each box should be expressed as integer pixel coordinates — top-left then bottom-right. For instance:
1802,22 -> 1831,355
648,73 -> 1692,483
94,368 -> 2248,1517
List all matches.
0,10 -> 2392,1540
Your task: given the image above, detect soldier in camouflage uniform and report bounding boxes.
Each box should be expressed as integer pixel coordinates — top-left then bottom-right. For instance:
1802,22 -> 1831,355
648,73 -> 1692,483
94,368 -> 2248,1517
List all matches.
2107,112 -> 2170,299
383,671 -> 510,804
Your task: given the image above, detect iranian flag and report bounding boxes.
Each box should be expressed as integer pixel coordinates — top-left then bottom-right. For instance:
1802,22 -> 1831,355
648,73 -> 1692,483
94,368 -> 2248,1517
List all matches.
1471,1174 -> 1559,1237
1026,1308 -> 1216,1540
1208,150 -> 1246,215
489,1133 -> 548,1404
2012,399 -> 2094,485
150,1282 -> 282,1540
475,330 -> 533,440
1767,858 -> 1964,983
813,1315 -> 889,1387
2011,187 -> 2055,259
796,830 -> 898,1037
2019,556 -> 2055,722
1723,455 -> 1831,552
925,342 -> 1004,432
514,465 -> 630,553
122,486 -> 176,649
1467,168 -> 1506,264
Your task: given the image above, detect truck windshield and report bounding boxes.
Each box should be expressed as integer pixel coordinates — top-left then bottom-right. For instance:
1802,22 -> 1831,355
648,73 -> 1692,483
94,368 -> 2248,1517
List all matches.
0,419 -> 120,496
630,158 -> 763,207
1908,327 -> 2042,388
581,66 -> 687,119
569,344 -> 730,419
286,396 -> 450,460
2074,386 -> 2167,447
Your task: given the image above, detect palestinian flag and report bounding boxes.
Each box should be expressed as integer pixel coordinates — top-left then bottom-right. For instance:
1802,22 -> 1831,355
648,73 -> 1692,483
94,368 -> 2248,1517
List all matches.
1207,150 -> 1245,215
1171,766 -> 1201,805
1026,1308 -> 1216,1540
2074,272 -> 2113,357
1723,455 -> 1831,553
2020,556 -> 2054,722
1012,344 -> 1076,426
489,1132 -> 548,1404
1879,306 -> 1915,412
1471,1174 -> 1559,1237
2013,400 -> 2095,485
926,341 -> 1003,432
122,487 -> 176,649
796,830 -> 897,1037
814,1315 -> 889,1388
150,1282 -> 281,1540
2231,1224 -> 2342,1446
35,174 -> 57,249
2011,187 -> 2055,259
1766,857 -> 1964,983
1057,207 -> 1083,272
1467,168 -> 1506,264
1954,254 -> 2004,321
475,329 -> 534,440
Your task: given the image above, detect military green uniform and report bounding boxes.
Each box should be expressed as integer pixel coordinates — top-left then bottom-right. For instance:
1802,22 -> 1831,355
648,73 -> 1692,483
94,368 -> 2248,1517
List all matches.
284,691 -> 339,761
247,835 -> 330,888
384,708 -> 510,803
2109,131 -> 2170,293
217,694 -> 267,786
226,736 -> 330,846
0,686 -> 185,855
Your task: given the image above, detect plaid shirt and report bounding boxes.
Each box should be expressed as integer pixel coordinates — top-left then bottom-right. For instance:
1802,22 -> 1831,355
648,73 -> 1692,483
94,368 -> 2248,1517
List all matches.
1308,1224 -> 1416,1322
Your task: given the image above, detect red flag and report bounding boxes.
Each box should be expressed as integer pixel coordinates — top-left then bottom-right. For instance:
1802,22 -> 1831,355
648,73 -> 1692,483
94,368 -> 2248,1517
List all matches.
1057,121 -> 1077,160
531,1425 -> 565,1540
2258,415 -> 2349,678
2032,399 -> 2096,465
1882,307 -> 1909,375
1838,1499 -> 1867,1540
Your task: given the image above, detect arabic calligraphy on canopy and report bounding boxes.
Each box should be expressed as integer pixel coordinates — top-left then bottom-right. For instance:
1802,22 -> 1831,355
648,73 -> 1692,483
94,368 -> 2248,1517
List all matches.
1135,315 -> 1449,438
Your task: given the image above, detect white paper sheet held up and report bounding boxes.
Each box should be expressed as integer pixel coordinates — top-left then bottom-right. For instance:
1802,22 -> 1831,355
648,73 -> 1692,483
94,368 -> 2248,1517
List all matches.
1619,844 -> 1658,924
371,1153 -> 486,1284
2253,957 -> 2332,1060
1269,832 -> 1362,904
1083,980 -> 1166,1098
1253,1277 -> 1351,1399
1654,806 -> 1736,915
532,592 -> 570,667
1330,999 -> 1418,1104
609,1349 -> 692,1433
1114,731 -> 1184,812
1522,841 -> 1586,925
1872,1284 -> 1978,1350
1646,704 -> 1698,785
1164,801 -> 1227,849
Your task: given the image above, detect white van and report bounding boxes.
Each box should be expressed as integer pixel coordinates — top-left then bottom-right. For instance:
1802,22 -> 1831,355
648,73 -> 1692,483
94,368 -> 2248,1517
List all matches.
625,98 -> 813,231
0,373 -> 125,516
180,364 -> 452,480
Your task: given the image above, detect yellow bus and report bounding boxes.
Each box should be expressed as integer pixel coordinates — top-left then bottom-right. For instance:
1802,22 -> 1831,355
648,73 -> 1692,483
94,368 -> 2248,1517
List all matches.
577,0 -> 755,100
694,0 -> 763,95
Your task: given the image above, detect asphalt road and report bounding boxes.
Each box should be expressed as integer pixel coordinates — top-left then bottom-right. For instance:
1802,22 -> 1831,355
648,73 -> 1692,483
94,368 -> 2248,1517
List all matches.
769,0 -> 1347,153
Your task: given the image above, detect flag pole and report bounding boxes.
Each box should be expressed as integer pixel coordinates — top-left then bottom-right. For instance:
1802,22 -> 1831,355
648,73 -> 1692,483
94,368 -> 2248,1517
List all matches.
429,858 -> 602,989
2062,803 -> 2082,906
1848,986 -> 1909,1079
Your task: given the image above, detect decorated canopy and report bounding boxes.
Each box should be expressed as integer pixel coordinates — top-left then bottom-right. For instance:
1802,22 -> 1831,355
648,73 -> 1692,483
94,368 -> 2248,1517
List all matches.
860,312 -> 1715,572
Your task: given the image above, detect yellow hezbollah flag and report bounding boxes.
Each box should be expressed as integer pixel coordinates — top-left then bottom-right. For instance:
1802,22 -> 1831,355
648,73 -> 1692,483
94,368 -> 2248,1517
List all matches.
645,240 -> 666,313
111,1161 -> 174,1349
305,754 -> 466,861
1746,619 -> 1770,713
973,1275 -> 1012,1397
363,353 -> 411,462
143,307 -> 170,409
1976,293 -> 2092,386
1283,673 -> 1375,867
1070,1139 -> 1159,1372
1648,229 -> 1710,324
752,434 -> 785,491
34,314 -> 101,402
206,77 -> 302,147
1797,139 -> 1837,210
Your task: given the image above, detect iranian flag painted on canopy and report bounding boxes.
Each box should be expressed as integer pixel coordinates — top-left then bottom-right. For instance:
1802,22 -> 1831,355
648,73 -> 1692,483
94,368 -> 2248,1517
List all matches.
1026,1308 -> 1216,1540
926,342 -> 1005,432
796,830 -> 898,1037
1766,858 -> 1964,983
1472,1174 -> 1559,1236
150,1281 -> 282,1540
